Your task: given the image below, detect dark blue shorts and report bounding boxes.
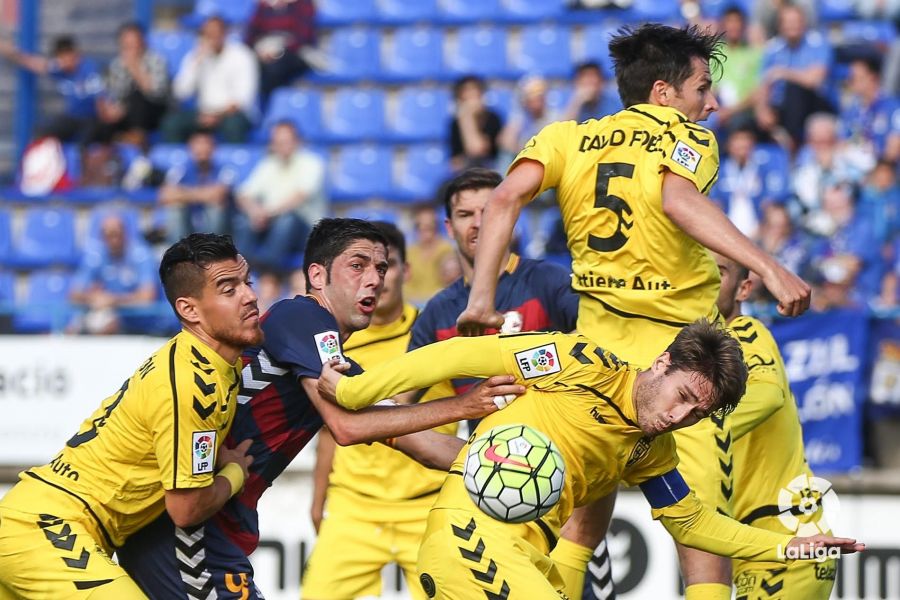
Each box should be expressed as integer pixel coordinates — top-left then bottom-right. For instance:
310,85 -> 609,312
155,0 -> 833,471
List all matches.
118,512 -> 264,600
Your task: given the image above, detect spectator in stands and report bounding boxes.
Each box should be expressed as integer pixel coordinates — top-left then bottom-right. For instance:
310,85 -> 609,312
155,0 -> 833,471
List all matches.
94,22 -> 168,148
233,120 -> 325,271
559,61 -> 620,123
67,214 -> 157,335
859,159 -> 900,244
405,205 -> 457,305
255,269 -> 286,313
0,35 -> 104,143
245,0 -> 316,104
854,0 -> 900,20
750,202 -> 817,302
158,128 -> 231,244
715,6 -> 764,133
879,234 -> 900,307
750,0 -> 817,39
839,55 -> 900,164
791,113 -> 871,234
162,16 -> 258,143
754,4 -> 833,150
498,76 -> 555,168
810,182 -> 883,309
448,75 -> 503,172
712,126 -> 788,238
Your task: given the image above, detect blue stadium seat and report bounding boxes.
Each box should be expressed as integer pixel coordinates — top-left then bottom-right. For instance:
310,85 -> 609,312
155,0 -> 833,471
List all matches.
820,0 -> 857,22
382,26 -> 444,82
261,88 -> 325,142
840,21 -> 897,46
484,86 -> 515,121
394,144 -> 450,202
0,210 -> 10,264
0,271 -> 13,306
343,206 -> 402,224
580,23 -> 618,78
625,0 -> 682,21
445,25 -> 513,79
699,0 -> 752,18
322,89 -> 387,143
387,87 -> 450,142
500,0 -> 565,22
511,24 -> 572,78
214,144 -> 265,186
7,207 -> 78,269
149,144 -> 190,174
148,29 -> 196,76
182,0 -> 255,26
376,0 -> 440,24
13,270 -> 73,333
86,206 -> 142,249
317,0 -> 378,26
437,0 -> 504,24
546,86 -> 572,113
330,144 -> 394,202
309,27 -> 381,83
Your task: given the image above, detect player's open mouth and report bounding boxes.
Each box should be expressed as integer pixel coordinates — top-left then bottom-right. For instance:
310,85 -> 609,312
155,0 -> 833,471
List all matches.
358,297 -> 376,314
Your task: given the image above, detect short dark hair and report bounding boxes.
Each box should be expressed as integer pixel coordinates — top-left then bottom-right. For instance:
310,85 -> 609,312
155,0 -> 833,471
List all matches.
665,319 -> 747,416
303,218 -> 389,292
159,233 -> 240,317
721,5 -> 747,20
608,24 -> 724,108
442,167 -> 503,219
52,36 -> 77,55
373,221 -> 406,263
852,54 -> 883,77
574,60 -> 603,79
453,75 -> 486,100
117,21 -> 145,39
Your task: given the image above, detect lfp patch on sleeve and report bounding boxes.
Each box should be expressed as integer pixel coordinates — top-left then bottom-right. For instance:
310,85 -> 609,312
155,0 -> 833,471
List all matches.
314,331 -> 346,365
673,140 -> 701,173
515,343 -> 561,380
192,430 -> 216,475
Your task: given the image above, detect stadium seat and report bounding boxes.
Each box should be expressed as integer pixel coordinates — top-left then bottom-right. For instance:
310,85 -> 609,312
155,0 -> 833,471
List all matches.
214,144 -> 266,186
699,0 -> 752,18
13,270 -> 73,333
329,144 -> 394,202
376,0 -> 440,25
85,206 -> 142,249
394,143 -> 450,202
317,0 -> 378,26
819,0 -> 857,22
343,206 -> 402,224
546,86 -> 573,113
321,89 -> 387,143
484,86 -> 515,121
510,24 -> 572,78
387,86 -> 451,142
148,29 -> 196,76
840,21 -> 897,46
500,0 -> 565,23
437,0 -> 504,24
579,23 -> 619,78
149,144 -> 190,174
445,25 -> 513,79
0,271 -> 13,305
0,210 -> 10,264
182,0 -> 255,26
381,26 -> 445,82
309,27 -> 381,83
7,207 -> 78,269
625,0 -> 682,21
260,88 -> 324,142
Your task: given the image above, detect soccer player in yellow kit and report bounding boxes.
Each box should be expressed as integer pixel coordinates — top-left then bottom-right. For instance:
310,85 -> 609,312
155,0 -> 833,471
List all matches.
319,321 -> 862,600
456,24 -> 812,600
711,252 -> 836,599
304,222 -> 455,599
0,234 -> 262,598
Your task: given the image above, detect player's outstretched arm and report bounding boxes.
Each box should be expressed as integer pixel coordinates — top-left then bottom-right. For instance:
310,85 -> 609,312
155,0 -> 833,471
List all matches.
390,429 -> 465,471
661,171 -> 811,317
302,375 -> 524,446
310,429 -> 335,533
457,160 -> 544,336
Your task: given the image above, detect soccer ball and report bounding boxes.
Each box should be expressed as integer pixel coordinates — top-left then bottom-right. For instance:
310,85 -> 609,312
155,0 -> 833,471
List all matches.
463,424 -> 565,523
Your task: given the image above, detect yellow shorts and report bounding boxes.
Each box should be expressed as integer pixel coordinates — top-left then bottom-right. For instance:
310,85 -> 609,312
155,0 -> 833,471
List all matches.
416,508 -> 567,600
733,559 -> 836,599
0,504 -> 145,599
302,511 -> 429,600
673,413 -> 734,516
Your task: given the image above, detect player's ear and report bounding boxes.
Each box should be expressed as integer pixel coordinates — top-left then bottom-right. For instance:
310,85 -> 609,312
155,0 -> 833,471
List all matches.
652,351 -> 671,374
735,276 -> 754,303
307,262 -> 327,292
650,80 -> 670,105
174,296 -> 200,324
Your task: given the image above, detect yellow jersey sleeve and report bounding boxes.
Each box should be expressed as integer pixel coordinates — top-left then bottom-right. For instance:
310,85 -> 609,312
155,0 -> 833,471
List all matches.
621,432 -> 679,486
729,316 -> 787,441
652,490 -> 793,561
510,120 -> 577,198
661,121 -> 720,194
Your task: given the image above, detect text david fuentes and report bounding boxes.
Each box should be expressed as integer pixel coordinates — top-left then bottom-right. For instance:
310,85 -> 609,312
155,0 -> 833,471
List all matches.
0,365 -> 67,398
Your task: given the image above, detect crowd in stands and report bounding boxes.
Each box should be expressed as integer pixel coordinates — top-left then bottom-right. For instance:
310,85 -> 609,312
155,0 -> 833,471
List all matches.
0,0 -> 899,336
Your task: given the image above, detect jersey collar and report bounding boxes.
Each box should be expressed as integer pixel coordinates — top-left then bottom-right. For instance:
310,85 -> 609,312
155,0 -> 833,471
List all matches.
462,253 -> 521,287
628,103 -> 690,125
177,328 -> 243,372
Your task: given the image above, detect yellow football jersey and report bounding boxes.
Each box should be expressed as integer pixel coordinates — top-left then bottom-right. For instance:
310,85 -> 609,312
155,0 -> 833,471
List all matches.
337,332 -> 678,539
329,303 -> 454,520
5,329 -> 241,550
512,104 -> 721,329
729,316 -> 815,567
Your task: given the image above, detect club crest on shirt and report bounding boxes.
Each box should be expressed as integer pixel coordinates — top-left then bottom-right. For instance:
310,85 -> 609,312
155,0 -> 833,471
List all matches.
192,430 -> 216,475
626,436 -> 652,467
673,140 -> 701,173
515,343 -> 561,379
314,331 -> 345,365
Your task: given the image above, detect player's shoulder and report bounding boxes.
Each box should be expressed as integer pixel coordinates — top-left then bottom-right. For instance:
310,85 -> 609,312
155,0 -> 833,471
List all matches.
517,256 -> 570,283
667,119 -> 718,151
730,315 -> 771,342
264,295 -> 337,331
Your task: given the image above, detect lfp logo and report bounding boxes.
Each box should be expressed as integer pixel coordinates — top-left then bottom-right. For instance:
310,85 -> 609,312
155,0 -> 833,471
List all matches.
319,333 -> 339,356
531,348 -> 556,372
194,434 -> 213,459
777,474 -> 840,536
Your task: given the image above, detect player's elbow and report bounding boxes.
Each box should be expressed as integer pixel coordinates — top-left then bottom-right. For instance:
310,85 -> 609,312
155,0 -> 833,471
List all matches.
164,488 -> 215,528
326,419 -> 366,446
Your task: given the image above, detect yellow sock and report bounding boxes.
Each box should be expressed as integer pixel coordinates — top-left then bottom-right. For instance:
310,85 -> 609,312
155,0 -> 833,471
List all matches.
549,538 -> 595,600
684,583 -> 732,600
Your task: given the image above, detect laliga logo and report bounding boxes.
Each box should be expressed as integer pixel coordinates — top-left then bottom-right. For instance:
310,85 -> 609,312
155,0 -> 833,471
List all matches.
777,474 -> 840,537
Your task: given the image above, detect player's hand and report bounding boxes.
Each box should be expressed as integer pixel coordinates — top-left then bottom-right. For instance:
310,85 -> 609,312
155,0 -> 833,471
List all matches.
785,534 -> 865,559
456,305 -> 505,337
761,265 -> 812,317
458,375 -> 525,419
217,439 -> 254,482
317,358 -> 351,403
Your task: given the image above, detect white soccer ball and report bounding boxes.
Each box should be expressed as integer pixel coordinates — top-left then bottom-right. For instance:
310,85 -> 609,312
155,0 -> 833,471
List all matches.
463,424 -> 565,523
